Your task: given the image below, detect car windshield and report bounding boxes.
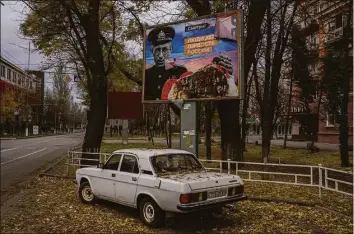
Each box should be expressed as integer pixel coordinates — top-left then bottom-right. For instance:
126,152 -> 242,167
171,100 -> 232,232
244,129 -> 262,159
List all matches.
150,154 -> 205,175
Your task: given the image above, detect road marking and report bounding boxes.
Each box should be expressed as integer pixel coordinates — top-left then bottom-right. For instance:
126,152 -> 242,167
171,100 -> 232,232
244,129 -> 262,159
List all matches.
1,148 -> 48,165
0,139 -> 53,153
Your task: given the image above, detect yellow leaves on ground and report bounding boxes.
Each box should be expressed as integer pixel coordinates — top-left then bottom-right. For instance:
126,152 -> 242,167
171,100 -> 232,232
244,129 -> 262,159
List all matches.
1,177 -> 352,234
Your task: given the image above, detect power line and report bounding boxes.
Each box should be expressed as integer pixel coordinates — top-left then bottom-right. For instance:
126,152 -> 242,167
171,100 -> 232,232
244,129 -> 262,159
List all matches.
1,48 -> 23,64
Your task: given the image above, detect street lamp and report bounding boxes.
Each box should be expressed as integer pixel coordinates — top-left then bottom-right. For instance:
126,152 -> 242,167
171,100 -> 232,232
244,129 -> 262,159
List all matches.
14,110 -> 19,136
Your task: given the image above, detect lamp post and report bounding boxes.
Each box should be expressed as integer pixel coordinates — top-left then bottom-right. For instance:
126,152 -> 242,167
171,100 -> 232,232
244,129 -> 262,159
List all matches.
58,112 -> 61,133
14,110 -> 19,136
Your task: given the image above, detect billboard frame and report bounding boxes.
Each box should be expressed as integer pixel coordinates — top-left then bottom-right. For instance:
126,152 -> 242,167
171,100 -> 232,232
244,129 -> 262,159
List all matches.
142,10 -> 244,104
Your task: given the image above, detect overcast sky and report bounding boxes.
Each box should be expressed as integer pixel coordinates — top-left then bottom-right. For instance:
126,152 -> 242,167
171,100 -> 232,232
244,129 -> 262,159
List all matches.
0,1 -> 181,103
1,1 -> 44,70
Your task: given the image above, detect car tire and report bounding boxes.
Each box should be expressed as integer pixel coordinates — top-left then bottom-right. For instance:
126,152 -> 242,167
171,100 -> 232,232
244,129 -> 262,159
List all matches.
78,181 -> 96,204
139,197 -> 165,228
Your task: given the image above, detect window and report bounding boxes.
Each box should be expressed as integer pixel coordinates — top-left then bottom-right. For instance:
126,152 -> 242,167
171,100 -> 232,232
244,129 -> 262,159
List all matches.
0,65 -> 5,78
104,154 -> 122,170
328,20 -> 336,32
319,2 -> 328,12
7,69 -> 11,80
120,155 -> 139,174
313,3 -> 318,14
18,75 -> 22,85
13,71 -> 17,83
326,113 -> 335,127
335,14 -> 342,29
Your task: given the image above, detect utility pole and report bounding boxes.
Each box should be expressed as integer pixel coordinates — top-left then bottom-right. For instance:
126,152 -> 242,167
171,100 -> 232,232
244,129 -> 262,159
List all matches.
25,41 -> 30,137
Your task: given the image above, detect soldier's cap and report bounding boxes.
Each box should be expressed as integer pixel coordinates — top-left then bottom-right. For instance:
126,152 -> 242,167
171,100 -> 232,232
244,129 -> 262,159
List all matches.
148,26 -> 175,46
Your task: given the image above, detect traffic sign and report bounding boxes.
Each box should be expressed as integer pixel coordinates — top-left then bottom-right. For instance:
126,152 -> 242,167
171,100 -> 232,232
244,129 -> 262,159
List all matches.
63,75 -> 72,83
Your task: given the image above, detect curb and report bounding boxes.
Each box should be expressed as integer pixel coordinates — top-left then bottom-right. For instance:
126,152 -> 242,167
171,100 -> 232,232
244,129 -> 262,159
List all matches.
39,143 -> 82,175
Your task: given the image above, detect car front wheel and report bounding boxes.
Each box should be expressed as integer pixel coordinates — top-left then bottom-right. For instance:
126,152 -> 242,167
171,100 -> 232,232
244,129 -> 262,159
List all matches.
78,181 -> 96,204
139,197 -> 165,228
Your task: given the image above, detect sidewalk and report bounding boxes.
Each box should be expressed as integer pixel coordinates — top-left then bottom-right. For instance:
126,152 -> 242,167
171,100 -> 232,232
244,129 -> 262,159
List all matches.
0,132 -> 78,140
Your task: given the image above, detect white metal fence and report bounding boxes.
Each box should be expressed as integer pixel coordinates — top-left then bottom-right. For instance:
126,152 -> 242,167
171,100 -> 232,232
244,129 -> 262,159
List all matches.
67,151 -> 353,197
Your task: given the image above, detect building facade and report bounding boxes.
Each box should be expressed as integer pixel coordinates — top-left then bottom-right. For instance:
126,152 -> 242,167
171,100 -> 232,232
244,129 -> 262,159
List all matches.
0,56 -> 45,135
291,0 -> 353,144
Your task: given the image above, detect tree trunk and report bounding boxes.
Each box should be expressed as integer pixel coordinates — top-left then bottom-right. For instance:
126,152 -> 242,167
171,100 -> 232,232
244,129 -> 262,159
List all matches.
241,65 -> 255,156
217,100 -> 241,161
339,6 -> 351,167
81,0 -> 107,166
283,75 -> 293,148
168,106 -> 172,148
205,101 -> 213,161
261,0 -> 272,163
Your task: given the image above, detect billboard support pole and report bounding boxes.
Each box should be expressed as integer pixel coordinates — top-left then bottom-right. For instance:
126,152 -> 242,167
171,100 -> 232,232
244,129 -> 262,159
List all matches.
179,101 -> 198,157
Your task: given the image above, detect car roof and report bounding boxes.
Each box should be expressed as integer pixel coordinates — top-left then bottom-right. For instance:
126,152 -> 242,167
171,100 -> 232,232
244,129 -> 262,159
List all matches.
112,148 -> 194,159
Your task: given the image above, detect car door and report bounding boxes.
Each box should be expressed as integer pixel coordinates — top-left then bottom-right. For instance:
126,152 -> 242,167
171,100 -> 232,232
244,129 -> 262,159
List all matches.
92,154 -> 122,200
115,154 -> 140,205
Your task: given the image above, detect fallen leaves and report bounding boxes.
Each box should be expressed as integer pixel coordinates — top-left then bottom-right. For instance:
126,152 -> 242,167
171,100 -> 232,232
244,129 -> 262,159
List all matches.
1,177 -> 352,234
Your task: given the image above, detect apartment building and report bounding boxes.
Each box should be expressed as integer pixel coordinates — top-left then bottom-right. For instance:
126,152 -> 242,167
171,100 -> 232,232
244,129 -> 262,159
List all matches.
291,0 -> 353,143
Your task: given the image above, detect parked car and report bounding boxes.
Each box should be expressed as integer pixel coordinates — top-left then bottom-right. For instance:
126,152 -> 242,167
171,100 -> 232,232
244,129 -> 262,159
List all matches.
75,148 -> 246,227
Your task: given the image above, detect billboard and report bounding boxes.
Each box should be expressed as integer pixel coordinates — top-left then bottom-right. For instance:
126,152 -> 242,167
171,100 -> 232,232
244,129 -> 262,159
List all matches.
143,10 -> 243,103
108,92 -> 143,120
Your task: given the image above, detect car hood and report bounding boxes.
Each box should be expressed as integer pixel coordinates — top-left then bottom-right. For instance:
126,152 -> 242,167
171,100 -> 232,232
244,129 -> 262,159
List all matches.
160,172 -> 243,191
76,167 -> 101,175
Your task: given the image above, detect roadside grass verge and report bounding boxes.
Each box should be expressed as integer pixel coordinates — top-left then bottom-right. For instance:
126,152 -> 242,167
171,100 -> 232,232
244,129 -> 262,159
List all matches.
99,142 -> 353,171
1,177 -> 352,234
199,144 -> 353,171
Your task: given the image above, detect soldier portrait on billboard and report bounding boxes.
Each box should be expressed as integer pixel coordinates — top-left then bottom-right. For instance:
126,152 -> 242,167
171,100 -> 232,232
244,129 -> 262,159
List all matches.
144,26 -> 188,100
143,11 -> 243,102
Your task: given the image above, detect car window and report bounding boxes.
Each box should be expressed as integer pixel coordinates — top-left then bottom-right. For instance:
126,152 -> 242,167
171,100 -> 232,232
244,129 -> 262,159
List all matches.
120,155 -> 139,174
150,154 -> 204,175
104,154 -> 122,170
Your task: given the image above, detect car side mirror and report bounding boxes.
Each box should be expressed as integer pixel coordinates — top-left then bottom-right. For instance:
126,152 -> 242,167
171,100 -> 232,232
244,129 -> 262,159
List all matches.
97,163 -> 104,169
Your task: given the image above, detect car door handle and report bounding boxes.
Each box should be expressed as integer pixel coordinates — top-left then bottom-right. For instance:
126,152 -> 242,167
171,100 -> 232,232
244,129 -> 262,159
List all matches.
112,173 -> 116,177
132,177 -> 137,181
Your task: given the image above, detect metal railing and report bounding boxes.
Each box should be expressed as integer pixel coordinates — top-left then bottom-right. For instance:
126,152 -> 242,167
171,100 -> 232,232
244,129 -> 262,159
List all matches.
67,151 -> 353,197
199,159 -> 353,197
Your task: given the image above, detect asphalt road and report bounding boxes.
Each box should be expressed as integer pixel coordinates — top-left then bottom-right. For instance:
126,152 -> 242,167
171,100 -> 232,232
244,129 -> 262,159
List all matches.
0,133 -> 84,191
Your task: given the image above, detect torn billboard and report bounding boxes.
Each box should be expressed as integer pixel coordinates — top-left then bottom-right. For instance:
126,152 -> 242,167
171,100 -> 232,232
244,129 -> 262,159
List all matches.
143,10 -> 244,102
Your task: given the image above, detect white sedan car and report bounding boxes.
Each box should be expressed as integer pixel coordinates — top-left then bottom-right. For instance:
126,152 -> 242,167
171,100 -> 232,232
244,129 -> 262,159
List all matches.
76,148 -> 246,227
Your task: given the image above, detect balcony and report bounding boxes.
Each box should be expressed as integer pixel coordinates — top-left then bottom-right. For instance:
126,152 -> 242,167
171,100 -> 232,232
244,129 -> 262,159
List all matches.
324,27 -> 343,44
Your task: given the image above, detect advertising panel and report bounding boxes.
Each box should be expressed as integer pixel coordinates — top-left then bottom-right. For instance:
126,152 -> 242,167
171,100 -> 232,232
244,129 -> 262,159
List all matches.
143,10 -> 243,102
108,92 -> 143,120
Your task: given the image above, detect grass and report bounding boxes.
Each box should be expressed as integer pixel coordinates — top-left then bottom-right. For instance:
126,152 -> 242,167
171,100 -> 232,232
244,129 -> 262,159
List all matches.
199,144 -> 353,171
102,132 -> 180,140
100,142 -> 166,153
99,142 -> 353,171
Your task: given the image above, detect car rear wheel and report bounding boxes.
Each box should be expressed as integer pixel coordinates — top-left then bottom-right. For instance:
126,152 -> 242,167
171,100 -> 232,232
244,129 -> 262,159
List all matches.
139,197 -> 165,228
78,181 -> 96,204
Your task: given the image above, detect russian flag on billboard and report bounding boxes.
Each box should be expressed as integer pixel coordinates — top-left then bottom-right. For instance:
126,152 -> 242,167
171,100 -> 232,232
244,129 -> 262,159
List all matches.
215,13 -> 237,41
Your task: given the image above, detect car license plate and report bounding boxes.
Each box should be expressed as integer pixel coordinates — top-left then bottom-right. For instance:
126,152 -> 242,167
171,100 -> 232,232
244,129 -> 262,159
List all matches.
207,188 -> 227,199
